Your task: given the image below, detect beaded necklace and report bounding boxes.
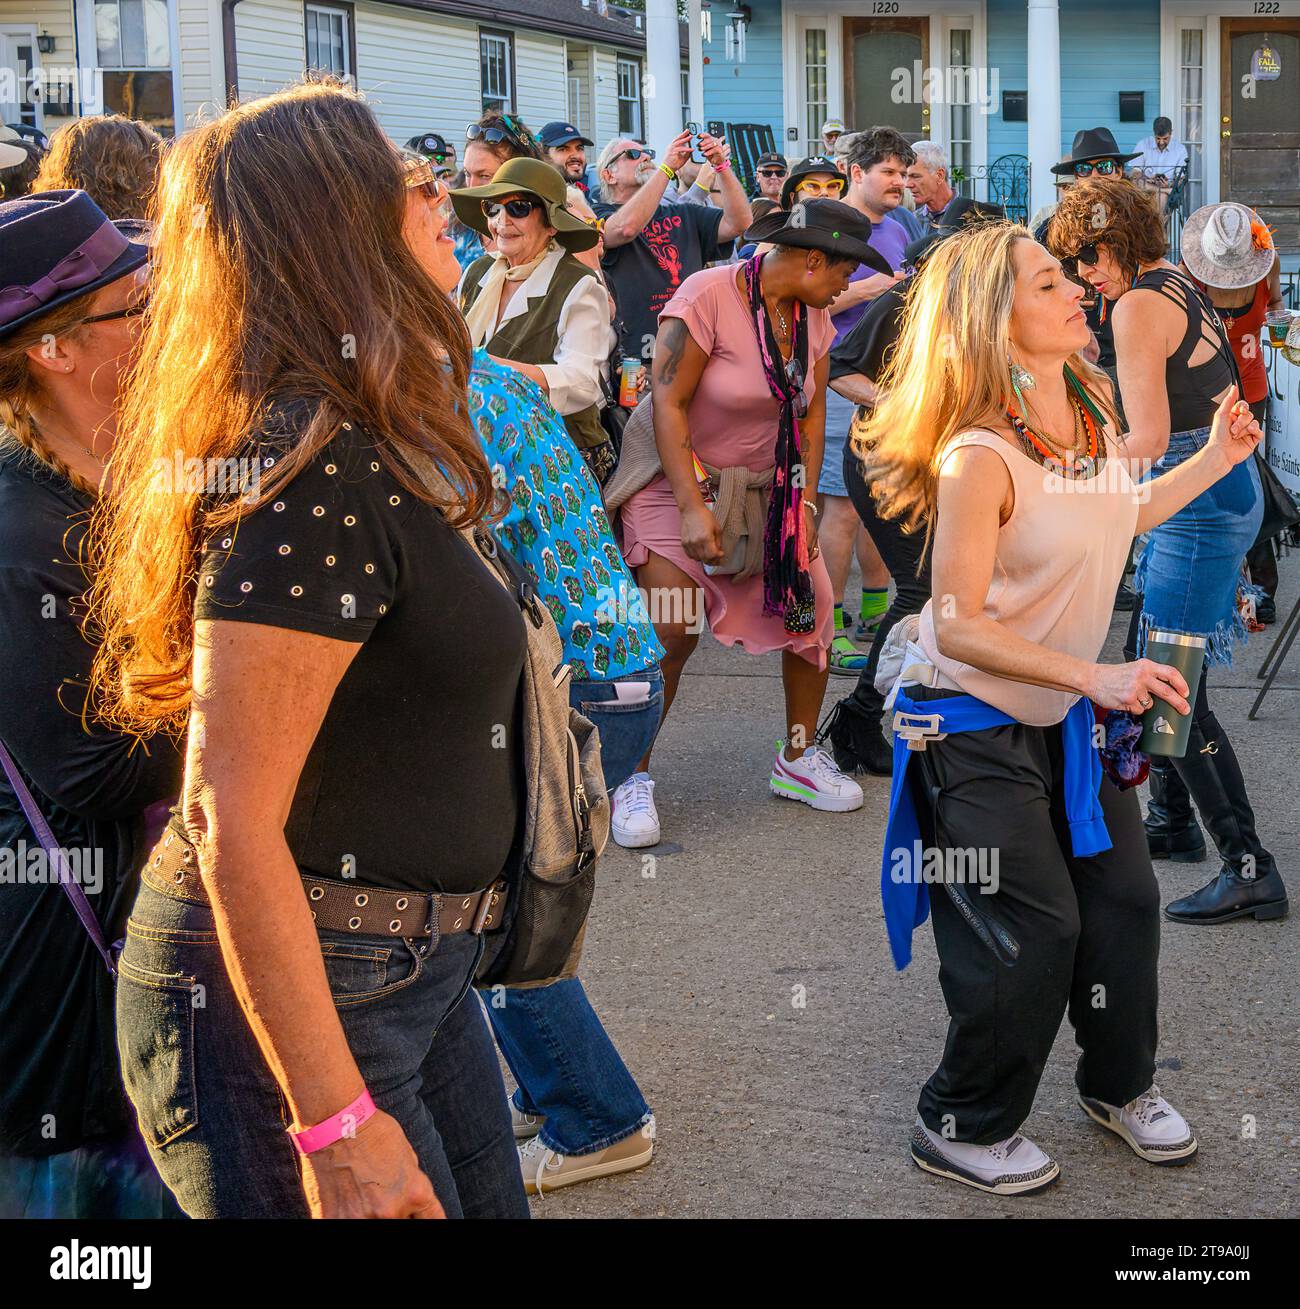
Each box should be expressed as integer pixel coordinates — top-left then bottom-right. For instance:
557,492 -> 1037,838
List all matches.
1007,369 -> 1107,480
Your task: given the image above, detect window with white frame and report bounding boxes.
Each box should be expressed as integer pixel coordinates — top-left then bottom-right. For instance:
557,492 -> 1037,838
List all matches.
306,5 -> 351,80
93,0 -> 174,133
1179,26 -> 1204,214
681,67 -> 690,126
948,27 -> 973,192
617,55 -> 642,138
481,29 -> 514,111
804,29 -> 828,150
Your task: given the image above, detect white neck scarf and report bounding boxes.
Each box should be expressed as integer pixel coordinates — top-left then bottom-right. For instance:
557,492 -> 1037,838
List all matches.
463,243 -> 556,347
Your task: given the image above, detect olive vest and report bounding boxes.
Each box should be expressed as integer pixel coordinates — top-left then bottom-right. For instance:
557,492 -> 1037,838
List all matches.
461,251 -> 607,452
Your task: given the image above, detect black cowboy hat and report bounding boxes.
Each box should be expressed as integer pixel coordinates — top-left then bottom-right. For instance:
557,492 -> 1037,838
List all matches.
0,189 -> 149,340
743,198 -> 893,276
902,197 -> 1006,266
780,155 -> 845,209
1050,127 -> 1140,175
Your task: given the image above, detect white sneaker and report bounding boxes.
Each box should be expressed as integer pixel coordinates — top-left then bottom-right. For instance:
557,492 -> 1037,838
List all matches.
509,1096 -> 544,1141
518,1117 -> 656,1196
910,1118 -> 1060,1195
611,772 -> 660,848
770,745 -> 864,813
1079,1085 -> 1198,1164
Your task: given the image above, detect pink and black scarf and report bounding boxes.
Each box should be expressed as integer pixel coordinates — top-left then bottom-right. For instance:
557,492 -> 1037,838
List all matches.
742,252 -> 816,634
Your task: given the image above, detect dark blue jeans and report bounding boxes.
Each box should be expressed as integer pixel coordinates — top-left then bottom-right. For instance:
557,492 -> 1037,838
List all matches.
116,878 -> 528,1219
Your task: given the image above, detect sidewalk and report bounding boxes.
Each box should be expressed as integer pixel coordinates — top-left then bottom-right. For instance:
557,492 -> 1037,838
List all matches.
523,561 -> 1300,1219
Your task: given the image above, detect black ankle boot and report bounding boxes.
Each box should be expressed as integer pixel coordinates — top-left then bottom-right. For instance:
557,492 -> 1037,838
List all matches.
820,684 -> 894,776
1144,759 -> 1207,862
1164,715 -> 1288,925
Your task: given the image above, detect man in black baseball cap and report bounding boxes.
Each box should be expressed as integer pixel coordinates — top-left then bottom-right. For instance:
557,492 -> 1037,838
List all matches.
539,121 -> 596,192
752,152 -> 788,202
404,132 -> 456,178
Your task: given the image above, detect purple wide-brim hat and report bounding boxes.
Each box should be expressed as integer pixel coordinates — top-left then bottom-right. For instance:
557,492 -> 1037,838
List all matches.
0,189 -> 150,340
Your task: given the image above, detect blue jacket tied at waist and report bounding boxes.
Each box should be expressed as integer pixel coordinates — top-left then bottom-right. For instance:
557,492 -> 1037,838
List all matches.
881,689 -> 1110,971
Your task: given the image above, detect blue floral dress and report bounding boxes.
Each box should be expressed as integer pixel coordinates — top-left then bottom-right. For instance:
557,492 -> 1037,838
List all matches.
468,351 -> 663,681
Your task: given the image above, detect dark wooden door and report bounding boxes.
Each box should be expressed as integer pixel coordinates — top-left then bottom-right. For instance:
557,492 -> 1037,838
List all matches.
1220,18 -> 1300,251
844,17 -> 930,143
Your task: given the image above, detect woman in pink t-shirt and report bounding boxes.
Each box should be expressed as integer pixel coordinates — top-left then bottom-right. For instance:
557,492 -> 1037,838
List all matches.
611,201 -> 892,846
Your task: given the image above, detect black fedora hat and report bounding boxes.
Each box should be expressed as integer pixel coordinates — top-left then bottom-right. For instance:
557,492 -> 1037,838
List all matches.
0,190 -> 149,340
903,197 -> 1006,265
1050,127 -> 1140,175
744,198 -> 893,276
780,155 -> 845,209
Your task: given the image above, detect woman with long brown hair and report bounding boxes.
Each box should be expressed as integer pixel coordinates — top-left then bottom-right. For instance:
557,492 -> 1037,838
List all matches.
863,221 -> 1261,1194
90,82 -> 529,1219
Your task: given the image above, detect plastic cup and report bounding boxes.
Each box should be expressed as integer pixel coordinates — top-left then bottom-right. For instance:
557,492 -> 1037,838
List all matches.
1138,631 -> 1206,757
1265,311 -> 1291,346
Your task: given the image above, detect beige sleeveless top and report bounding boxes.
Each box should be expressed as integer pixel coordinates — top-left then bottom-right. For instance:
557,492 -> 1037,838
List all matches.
917,429 -> 1139,726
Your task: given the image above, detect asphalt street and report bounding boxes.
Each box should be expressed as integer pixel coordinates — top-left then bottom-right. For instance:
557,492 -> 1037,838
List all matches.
516,560 -> 1300,1220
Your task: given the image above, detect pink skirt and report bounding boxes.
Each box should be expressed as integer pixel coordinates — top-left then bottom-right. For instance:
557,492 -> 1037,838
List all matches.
618,475 -> 833,669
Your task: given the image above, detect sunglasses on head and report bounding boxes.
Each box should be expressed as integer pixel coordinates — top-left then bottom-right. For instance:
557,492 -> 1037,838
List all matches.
467,116 -> 531,149
482,195 -> 544,221
611,146 -> 655,165
1073,159 -> 1120,177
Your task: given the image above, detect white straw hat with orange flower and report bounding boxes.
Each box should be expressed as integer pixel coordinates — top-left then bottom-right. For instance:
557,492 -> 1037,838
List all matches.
1181,202 -> 1276,290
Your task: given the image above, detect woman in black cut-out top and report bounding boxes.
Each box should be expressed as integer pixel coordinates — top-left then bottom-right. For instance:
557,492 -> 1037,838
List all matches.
1048,178 -> 1286,926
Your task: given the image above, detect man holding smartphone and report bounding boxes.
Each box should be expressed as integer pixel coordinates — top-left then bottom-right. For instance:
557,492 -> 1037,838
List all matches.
592,128 -> 753,366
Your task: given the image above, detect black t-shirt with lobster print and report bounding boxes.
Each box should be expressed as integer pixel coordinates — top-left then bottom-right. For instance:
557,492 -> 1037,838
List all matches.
592,200 -> 731,365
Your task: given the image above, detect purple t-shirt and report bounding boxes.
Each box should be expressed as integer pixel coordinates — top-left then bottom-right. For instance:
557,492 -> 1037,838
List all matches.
830,213 -> 910,345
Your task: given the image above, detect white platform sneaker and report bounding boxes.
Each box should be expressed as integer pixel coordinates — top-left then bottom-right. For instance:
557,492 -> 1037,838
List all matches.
610,772 -> 661,848
910,1118 -> 1061,1195
769,745 -> 865,813
1078,1085 -> 1198,1164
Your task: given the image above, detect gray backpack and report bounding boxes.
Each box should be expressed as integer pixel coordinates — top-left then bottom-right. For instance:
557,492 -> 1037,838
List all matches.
466,525 -> 610,989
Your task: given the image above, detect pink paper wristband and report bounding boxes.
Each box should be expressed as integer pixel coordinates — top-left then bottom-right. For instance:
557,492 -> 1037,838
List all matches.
290,1089 -> 377,1155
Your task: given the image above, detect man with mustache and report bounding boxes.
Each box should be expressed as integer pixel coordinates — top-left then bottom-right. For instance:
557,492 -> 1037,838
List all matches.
540,121 -> 596,193
592,130 -> 752,367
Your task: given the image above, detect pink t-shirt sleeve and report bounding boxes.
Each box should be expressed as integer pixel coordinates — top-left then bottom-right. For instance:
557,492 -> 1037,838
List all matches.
660,274 -> 719,357
808,306 -> 836,361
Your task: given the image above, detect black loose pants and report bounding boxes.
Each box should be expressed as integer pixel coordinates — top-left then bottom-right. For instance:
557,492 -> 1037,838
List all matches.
907,686 -> 1162,1144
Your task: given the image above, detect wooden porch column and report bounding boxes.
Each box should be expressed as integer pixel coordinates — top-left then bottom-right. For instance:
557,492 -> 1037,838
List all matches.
1027,0 -> 1061,217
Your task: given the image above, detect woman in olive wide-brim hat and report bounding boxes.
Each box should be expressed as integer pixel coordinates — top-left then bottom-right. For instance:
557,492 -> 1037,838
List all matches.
451,157 -> 616,479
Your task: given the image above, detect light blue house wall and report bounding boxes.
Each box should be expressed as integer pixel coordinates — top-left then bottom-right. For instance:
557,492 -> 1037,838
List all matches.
700,1 -> 1160,164
988,0 -> 1161,163
701,0 -> 784,138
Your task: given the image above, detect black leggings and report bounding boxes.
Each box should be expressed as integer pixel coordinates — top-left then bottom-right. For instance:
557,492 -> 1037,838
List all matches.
843,442 -> 931,711
908,686 -> 1161,1143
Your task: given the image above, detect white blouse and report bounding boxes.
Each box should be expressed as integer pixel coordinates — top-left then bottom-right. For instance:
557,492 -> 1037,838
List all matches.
459,246 -> 616,417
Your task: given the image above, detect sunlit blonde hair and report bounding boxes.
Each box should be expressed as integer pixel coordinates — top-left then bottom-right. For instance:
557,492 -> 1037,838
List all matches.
852,222 -> 1116,533
89,80 -> 493,736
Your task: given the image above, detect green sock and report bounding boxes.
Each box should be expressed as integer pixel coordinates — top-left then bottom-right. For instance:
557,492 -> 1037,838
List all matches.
834,602 -> 847,633
860,588 -> 888,624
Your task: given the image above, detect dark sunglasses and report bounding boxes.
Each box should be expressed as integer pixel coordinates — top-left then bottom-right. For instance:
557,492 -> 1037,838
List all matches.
758,167 -> 788,178
403,160 -> 447,204
611,146 -> 655,165
1073,159 -> 1120,177
78,298 -> 148,326
482,196 -> 544,221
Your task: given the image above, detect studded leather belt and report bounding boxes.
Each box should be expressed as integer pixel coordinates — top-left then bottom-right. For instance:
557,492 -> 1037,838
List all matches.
141,829 -> 507,938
